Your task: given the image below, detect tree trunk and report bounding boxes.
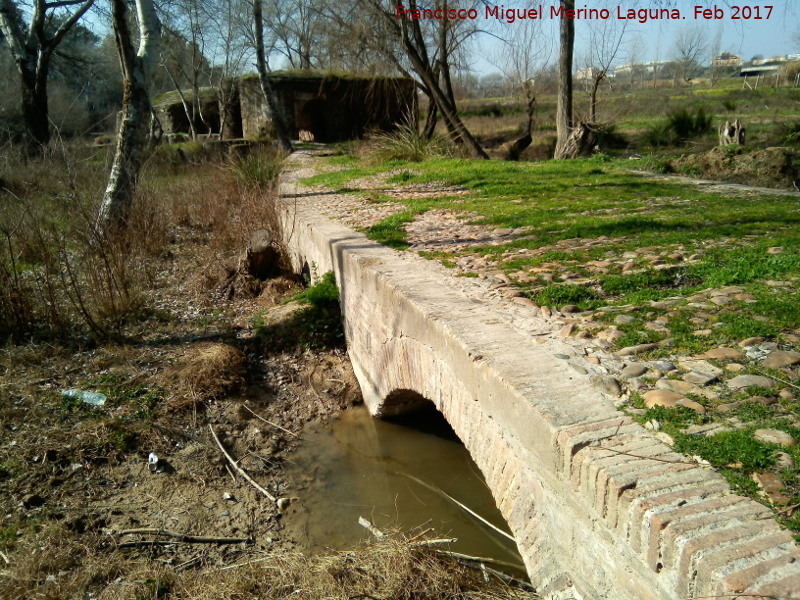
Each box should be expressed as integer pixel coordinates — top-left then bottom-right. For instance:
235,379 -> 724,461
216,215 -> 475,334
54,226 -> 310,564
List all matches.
589,71 -> 605,124
97,0 -> 160,230
20,58 -> 50,152
718,119 -> 745,146
505,96 -> 535,161
422,96 -> 438,140
557,122 -> 596,159
554,0 -> 575,159
254,0 -> 293,153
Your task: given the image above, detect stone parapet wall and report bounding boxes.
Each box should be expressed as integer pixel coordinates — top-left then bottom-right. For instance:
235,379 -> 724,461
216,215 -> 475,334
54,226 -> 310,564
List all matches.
278,152 -> 800,600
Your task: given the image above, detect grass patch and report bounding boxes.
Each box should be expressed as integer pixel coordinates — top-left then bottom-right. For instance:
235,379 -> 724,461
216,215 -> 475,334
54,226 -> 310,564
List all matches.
291,271 -> 345,350
532,284 -> 600,309
674,430 -> 776,470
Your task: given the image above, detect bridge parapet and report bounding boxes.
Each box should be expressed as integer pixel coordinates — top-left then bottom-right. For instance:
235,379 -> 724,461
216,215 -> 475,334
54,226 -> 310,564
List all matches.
279,153 -> 800,600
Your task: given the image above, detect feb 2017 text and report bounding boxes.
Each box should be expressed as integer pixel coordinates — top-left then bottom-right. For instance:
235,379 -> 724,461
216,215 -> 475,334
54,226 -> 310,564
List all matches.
394,5 -> 774,24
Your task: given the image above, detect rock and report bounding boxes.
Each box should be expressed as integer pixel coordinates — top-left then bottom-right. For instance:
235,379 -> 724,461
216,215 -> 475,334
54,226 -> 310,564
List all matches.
762,350 -> 800,369
541,306 -> 552,319
753,429 -> 796,447
615,315 -> 636,325
554,353 -> 570,360
738,337 -> 765,348
727,375 -> 775,391
746,395 -> 777,406
709,296 -> 731,306
677,398 -> 706,413
570,363 -> 588,375
512,297 -> 538,308
643,389 -> 684,408
678,358 -> 723,377
560,304 -> 580,314
617,343 -> 659,356
657,378 -> 719,400
698,347 -> 744,361
767,246 -> 784,255
620,363 -> 648,378
776,452 -> 796,470
597,328 -> 625,343
652,361 -> 677,372
779,389 -> 794,400
752,472 -> 791,505
725,363 -> 746,372
277,497 -> 292,512
682,372 -> 718,386
622,262 -> 636,272
693,329 -> 713,336
654,431 -> 675,445
560,324 -> 575,337
591,375 -> 622,397
585,356 -> 601,365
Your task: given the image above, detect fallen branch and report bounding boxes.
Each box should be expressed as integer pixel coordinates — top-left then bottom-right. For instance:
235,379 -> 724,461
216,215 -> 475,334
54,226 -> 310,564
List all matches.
119,528 -> 252,544
242,404 -> 297,437
0,550 -> 9,564
409,537 -> 458,547
431,549 -> 527,574
399,473 -> 515,543
209,425 -> 277,502
358,516 -> 385,539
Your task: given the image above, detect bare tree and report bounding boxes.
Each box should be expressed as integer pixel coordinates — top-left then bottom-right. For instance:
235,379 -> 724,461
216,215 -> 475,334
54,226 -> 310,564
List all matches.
253,0 -> 292,151
0,0 -> 95,153
494,1 -> 551,160
554,0 -> 582,159
579,9 -> 626,124
674,25 -> 708,83
369,0 -> 487,159
97,0 -> 160,229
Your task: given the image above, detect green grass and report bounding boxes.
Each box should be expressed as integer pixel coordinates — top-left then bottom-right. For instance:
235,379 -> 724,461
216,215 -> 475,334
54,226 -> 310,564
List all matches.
674,430 -> 777,470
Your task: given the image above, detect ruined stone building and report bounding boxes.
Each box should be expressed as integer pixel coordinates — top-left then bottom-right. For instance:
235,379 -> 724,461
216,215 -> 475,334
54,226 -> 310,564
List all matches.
153,71 -> 417,142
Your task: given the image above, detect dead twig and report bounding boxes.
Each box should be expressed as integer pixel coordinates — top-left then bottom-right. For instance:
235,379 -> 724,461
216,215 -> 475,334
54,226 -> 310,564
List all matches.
594,444 -> 710,466
242,403 -> 297,437
399,473 -> 515,543
410,537 -> 458,547
209,424 -> 277,502
0,550 -> 9,565
358,516 -> 385,539
431,549 -> 526,573
119,528 -> 252,545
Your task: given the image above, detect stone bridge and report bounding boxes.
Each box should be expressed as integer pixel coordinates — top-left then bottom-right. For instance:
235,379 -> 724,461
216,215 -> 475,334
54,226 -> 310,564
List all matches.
278,153 -> 800,600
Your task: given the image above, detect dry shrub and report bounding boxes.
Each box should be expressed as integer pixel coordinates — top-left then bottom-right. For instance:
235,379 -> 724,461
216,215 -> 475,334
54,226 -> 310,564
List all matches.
166,342 -> 246,408
158,538 -> 534,600
0,140 -> 163,342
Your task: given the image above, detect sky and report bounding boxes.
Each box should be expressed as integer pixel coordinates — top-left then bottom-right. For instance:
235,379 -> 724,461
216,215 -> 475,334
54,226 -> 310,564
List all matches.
469,0 -> 800,76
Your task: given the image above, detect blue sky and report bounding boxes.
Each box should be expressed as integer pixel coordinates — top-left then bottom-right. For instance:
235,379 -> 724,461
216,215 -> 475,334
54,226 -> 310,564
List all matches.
471,0 -> 799,75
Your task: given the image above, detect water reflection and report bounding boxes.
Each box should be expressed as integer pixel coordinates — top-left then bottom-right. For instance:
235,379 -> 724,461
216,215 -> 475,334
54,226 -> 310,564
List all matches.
282,405 -> 525,572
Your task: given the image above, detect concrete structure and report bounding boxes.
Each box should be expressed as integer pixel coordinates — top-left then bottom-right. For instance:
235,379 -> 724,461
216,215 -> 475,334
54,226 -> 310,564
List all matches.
154,72 -> 416,142
712,53 -> 742,68
278,152 -> 800,600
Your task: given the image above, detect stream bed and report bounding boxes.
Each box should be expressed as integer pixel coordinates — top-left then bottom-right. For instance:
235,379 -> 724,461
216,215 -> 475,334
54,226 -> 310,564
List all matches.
282,405 -> 525,573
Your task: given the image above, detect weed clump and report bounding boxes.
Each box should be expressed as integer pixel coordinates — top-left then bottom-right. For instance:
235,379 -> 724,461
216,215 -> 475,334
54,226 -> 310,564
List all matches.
367,122 -> 453,162
642,106 -> 713,147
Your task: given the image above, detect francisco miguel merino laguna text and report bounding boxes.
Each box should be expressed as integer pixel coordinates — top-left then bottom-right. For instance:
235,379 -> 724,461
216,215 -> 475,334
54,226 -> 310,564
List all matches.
395,4 -> 684,24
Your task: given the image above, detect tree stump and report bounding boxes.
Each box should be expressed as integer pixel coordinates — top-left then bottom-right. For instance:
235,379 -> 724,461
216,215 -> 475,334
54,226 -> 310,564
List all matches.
555,122 -> 596,159
719,119 -> 745,146
246,229 -> 281,279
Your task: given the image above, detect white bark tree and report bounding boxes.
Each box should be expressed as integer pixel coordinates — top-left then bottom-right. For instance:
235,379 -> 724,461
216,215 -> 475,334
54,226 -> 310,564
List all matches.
0,0 -> 95,153
97,0 -> 160,229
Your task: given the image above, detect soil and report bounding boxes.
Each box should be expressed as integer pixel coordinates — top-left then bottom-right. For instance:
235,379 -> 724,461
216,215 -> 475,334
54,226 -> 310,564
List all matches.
672,146 -> 800,190
0,224 -> 362,590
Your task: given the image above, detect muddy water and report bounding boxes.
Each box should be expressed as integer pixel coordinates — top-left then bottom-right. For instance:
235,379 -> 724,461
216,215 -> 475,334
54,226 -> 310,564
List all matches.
283,405 -> 525,572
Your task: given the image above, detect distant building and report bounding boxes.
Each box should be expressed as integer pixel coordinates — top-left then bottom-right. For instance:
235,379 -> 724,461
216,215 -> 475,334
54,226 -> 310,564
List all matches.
752,56 -> 787,66
712,52 -> 741,67
577,67 -> 601,81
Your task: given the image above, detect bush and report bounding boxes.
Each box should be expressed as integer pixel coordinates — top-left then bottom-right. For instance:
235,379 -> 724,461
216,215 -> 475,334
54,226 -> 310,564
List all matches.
643,107 -> 713,148
367,122 -> 453,162
667,106 -> 713,141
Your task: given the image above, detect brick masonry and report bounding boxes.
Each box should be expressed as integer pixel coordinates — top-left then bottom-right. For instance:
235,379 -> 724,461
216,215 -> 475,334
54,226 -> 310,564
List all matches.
279,152 -> 800,600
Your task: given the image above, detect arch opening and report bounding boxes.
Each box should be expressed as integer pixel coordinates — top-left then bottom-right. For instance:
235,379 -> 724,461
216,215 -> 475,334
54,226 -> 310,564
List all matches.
380,388 -> 436,418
